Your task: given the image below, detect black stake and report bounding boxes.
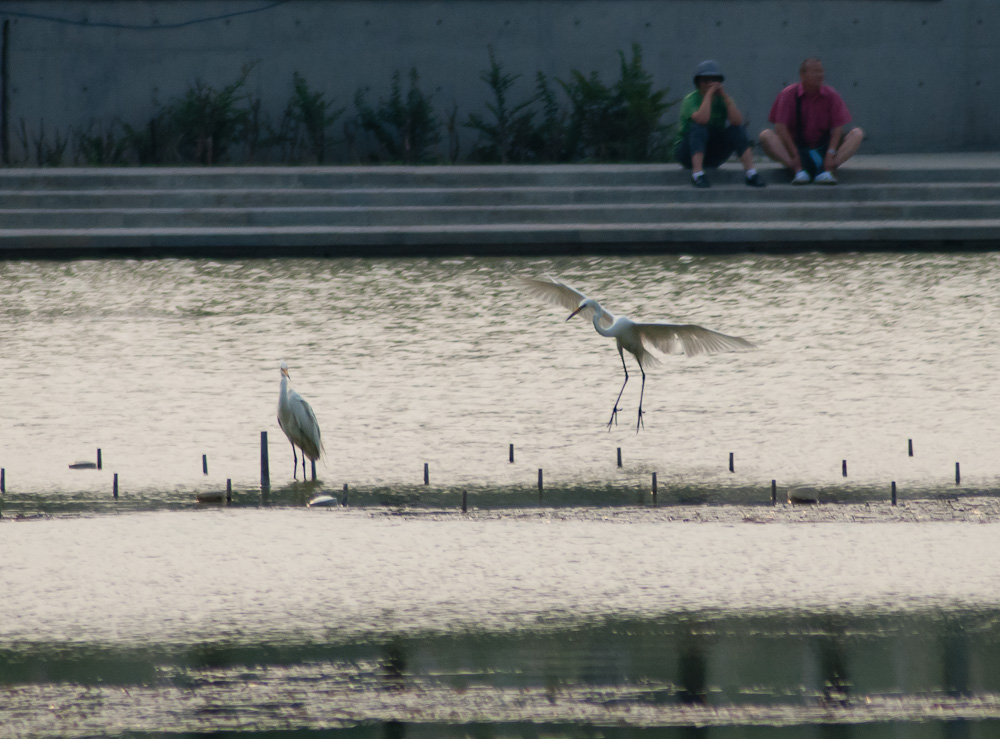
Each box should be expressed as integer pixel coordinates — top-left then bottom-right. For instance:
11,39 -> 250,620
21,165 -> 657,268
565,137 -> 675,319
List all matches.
956,462 -> 961,486
771,479 -> 777,506
113,473 -> 118,500
509,444 -> 514,463
729,452 -> 734,473
891,481 -> 897,506
260,431 -> 270,490
842,460 -> 848,477
97,448 -> 102,470
538,468 -> 543,495
462,489 -> 468,513
617,447 -> 622,468
908,439 -> 913,457
202,454 -> 208,475
652,472 -> 657,505
311,459 -> 316,481
1,467 -> 5,493
424,463 -> 429,485
342,483 -> 349,506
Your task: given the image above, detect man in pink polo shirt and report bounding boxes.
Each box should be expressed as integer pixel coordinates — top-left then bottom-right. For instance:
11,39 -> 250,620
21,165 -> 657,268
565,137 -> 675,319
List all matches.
758,58 -> 864,184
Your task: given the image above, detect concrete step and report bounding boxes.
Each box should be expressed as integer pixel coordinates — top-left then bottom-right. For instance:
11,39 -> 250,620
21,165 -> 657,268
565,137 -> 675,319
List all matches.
3,183 -> 1000,209
5,200 -> 1000,229
0,154 -> 999,192
1,155 -> 998,256
2,219 -> 999,258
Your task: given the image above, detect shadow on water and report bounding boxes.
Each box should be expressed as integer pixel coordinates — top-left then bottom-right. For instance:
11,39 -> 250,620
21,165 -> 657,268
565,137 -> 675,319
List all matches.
3,479 -> 996,518
4,610 -> 1000,736
116,723 -> 1000,738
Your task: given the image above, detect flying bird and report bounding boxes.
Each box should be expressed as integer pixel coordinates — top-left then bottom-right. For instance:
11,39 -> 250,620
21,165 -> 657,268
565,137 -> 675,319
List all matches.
521,276 -> 757,432
277,361 -> 324,479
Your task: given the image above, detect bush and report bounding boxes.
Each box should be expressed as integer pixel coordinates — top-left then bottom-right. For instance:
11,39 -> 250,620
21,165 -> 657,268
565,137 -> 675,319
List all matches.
74,119 -> 129,166
560,43 -> 674,162
355,68 -> 441,164
163,64 -> 256,164
16,119 -> 68,167
286,72 -> 345,164
465,47 -> 539,163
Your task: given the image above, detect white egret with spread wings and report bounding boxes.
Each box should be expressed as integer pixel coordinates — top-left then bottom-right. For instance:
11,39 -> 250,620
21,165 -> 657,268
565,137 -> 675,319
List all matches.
277,361 -> 324,479
522,276 -> 757,432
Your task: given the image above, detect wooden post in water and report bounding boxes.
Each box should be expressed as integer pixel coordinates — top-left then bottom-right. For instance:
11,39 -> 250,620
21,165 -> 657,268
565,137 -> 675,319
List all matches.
424,463 -> 429,485
342,483 -> 349,506
842,460 -> 848,477
652,472 -> 657,505
311,459 -> 316,481
202,454 -> 208,475
771,479 -> 777,506
462,490 -> 468,513
538,468 -> 543,498
509,444 -> 514,463
1,467 -> 5,493
908,439 -> 913,457
956,462 -> 961,485
891,481 -> 897,506
617,447 -> 622,468
226,479 -> 232,504
97,448 -> 102,470
113,473 -> 118,500
729,452 -> 734,473
260,431 -> 270,489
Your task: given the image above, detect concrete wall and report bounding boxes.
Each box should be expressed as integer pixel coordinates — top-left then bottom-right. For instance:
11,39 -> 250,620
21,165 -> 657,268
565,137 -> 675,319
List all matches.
0,0 -> 995,162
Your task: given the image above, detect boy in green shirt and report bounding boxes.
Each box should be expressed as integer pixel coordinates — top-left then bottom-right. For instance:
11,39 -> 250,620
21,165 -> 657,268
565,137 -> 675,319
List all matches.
674,60 -> 766,189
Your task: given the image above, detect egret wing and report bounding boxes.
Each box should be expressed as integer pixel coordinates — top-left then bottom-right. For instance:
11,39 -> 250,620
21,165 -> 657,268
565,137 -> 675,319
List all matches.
520,276 -> 610,326
637,323 -> 757,357
288,390 -> 323,460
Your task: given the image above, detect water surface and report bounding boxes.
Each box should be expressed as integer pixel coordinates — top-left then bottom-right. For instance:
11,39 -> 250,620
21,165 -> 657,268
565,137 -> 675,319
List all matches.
1,253 -> 999,506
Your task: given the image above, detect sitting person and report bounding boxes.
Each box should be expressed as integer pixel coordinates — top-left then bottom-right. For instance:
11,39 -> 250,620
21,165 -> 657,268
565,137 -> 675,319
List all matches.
674,60 -> 766,189
758,57 -> 864,184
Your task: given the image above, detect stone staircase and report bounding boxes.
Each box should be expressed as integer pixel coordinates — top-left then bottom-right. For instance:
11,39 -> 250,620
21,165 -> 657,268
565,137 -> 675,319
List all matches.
1,154 -> 999,258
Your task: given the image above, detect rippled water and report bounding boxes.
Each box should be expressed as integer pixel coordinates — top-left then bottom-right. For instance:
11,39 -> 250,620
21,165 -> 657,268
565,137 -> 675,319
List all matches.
3,510 -> 1000,735
2,252 -> 1000,506
4,252 -> 1000,736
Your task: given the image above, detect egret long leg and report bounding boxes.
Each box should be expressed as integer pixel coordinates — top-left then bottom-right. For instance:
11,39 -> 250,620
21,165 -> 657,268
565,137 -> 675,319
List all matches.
608,350 -> 629,430
291,443 -> 299,480
635,363 -> 646,433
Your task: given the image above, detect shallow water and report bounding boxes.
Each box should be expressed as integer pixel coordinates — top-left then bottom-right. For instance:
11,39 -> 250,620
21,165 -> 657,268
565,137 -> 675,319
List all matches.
4,252 -> 1000,736
2,253 -> 1000,507
3,510 -> 1000,736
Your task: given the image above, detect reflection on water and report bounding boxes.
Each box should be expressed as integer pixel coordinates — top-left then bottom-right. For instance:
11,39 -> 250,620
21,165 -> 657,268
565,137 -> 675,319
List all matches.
2,511 -> 1000,735
1,253 -> 1000,504
4,253 -> 1000,736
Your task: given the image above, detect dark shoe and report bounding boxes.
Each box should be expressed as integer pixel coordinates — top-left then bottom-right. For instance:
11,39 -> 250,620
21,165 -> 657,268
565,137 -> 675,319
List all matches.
692,173 -> 710,188
745,172 -> 767,188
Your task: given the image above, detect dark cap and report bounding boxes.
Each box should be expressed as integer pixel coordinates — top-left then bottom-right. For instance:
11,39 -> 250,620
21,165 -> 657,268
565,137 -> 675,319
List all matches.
693,59 -> 724,84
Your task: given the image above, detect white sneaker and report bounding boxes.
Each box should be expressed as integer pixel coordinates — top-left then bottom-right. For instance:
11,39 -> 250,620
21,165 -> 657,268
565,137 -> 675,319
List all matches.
791,170 -> 811,184
814,171 -> 838,185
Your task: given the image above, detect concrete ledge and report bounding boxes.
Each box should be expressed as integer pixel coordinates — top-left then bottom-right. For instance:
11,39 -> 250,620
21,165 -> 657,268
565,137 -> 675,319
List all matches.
2,154 -> 999,258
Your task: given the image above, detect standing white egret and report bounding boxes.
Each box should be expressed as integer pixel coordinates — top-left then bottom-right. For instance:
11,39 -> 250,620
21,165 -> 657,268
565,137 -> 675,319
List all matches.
522,276 -> 757,432
277,361 -> 324,479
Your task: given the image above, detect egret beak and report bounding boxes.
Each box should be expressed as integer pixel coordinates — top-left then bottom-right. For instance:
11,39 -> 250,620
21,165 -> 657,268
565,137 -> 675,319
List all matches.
281,368 -> 290,378
567,306 -> 584,322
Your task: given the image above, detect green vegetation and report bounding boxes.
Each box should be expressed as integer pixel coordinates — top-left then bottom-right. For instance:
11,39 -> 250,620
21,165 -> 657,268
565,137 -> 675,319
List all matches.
5,44 -> 676,167
286,72 -> 345,164
561,44 -> 674,162
355,69 -> 441,164
464,46 -> 539,163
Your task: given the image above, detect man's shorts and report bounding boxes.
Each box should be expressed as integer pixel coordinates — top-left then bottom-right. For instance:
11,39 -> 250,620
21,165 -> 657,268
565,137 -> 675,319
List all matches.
798,135 -> 832,177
